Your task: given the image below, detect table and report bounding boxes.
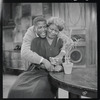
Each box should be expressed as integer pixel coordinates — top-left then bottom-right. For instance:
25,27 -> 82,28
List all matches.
49,66 -> 97,98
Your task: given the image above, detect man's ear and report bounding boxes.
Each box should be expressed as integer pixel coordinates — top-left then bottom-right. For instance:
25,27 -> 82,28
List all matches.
34,26 -> 38,32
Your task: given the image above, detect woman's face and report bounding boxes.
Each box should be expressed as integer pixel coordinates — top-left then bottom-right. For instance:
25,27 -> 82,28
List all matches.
47,24 -> 59,39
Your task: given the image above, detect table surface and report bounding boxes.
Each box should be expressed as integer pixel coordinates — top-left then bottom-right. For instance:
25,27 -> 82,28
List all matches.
49,66 -> 97,98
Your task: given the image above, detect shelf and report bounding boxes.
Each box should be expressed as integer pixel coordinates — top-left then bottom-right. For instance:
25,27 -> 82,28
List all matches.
3,25 -> 15,29
73,65 -> 86,68
4,50 -> 21,53
75,42 -> 86,46
5,66 -> 25,70
71,29 -> 86,35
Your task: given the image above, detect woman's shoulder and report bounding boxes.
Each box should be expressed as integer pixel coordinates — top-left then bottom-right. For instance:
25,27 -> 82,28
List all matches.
32,37 -> 40,41
57,37 -> 63,43
31,37 -> 39,44
32,37 -> 46,43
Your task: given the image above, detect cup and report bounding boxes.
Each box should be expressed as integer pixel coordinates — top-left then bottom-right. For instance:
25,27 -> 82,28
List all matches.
62,62 -> 73,74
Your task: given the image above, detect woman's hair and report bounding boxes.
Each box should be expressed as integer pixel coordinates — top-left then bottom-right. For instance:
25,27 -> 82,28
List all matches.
47,17 -> 65,31
33,16 -> 47,25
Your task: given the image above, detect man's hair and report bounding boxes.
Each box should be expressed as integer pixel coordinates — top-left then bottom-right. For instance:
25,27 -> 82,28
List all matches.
33,16 -> 47,25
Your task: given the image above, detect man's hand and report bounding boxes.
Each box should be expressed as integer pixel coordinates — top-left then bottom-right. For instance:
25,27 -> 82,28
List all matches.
42,59 -> 55,71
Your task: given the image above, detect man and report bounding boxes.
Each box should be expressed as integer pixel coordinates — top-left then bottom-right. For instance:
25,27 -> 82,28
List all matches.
21,16 -> 72,71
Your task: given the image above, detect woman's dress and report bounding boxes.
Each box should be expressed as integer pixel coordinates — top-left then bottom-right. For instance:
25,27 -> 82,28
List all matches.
8,36 -> 63,98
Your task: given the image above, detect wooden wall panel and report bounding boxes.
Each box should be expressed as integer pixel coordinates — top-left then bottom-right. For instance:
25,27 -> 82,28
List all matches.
85,3 -> 97,66
67,3 -> 85,29
59,3 -> 65,20
42,3 -> 52,19
51,3 -> 97,66
31,3 -> 43,16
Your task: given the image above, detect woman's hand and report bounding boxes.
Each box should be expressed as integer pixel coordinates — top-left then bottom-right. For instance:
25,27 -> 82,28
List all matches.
54,65 -> 63,72
53,54 -> 63,65
49,57 -> 62,65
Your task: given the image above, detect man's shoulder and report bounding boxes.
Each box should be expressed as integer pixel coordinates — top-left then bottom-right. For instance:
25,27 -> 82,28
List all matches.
28,26 -> 34,31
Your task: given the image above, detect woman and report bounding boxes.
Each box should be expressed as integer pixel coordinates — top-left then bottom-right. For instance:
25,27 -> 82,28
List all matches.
8,17 -> 65,98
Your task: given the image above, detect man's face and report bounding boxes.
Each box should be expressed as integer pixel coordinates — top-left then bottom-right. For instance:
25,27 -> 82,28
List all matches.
36,21 -> 47,38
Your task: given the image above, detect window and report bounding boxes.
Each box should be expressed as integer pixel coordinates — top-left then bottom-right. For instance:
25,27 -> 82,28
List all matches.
3,3 -> 16,26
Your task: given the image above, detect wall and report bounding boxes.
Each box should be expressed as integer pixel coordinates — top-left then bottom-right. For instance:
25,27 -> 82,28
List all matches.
3,3 -> 44,49
3,3 -> 97,69
52,3 -> 97,66
3,3 -> 44,70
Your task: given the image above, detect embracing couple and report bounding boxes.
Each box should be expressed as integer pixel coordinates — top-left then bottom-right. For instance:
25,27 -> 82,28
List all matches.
8,16 -> 73,98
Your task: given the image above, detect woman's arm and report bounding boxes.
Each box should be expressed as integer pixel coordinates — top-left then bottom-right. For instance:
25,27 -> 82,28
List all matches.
54,31 -> 74,62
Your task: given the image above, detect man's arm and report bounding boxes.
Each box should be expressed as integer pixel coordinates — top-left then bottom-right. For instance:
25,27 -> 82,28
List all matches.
21,26 -> 43,64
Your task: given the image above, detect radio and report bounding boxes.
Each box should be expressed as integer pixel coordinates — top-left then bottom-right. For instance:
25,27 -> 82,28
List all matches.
69,46 -> 86,67
68,29 -> 86,67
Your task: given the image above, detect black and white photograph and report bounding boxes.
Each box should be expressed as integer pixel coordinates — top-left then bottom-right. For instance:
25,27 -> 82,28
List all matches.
2,2 -> 97,98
